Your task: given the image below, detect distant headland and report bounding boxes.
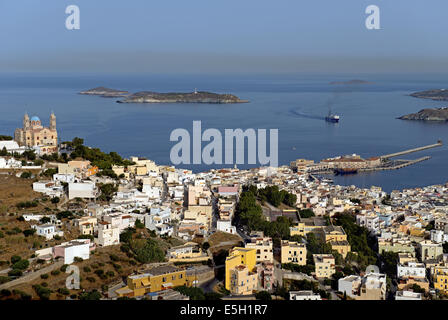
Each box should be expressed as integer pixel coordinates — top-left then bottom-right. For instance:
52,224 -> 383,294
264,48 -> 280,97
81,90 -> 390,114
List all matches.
398,107 -> 448,122
79,87 -> 249,104
410,89 -> 448,101
79,87 -> 129,97
329,79 -> 373,85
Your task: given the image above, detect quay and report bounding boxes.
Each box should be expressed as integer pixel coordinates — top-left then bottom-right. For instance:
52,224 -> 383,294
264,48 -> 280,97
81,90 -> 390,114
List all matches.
359,156 -> 431,172
380,141 -> 443,159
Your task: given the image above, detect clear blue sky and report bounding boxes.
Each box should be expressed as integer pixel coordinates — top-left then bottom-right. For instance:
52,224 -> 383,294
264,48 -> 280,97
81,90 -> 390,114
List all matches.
1,0 -> 447,73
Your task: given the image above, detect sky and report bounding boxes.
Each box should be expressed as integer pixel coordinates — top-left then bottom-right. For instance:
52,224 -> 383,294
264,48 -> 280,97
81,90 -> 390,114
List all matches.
1,0 -> 448,74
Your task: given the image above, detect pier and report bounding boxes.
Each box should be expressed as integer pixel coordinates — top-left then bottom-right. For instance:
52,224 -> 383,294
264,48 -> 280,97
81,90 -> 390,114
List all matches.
359,156 -> 431,172
380,141 -> 443,159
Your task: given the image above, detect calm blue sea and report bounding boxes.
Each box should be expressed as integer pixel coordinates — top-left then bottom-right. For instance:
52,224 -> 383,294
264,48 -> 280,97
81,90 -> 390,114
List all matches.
0,73 -> 447,192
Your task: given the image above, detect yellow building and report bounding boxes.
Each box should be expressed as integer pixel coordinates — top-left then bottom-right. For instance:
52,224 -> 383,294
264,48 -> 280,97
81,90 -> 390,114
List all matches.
433,266 -> 448,293
313,254 -> 335,278
290,223 -> 306,237
225,247 -> 256,291
116,265 -> 195,297
76,216 -> 97,236
246,237 -> 274,263
323,225 -> 351,258
281,240 -> 307,265
229,265 -> 258,295
14,113 -> 58,154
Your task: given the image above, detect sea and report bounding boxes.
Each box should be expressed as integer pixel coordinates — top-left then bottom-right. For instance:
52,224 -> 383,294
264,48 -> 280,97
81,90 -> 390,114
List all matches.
0,72 -> 447,193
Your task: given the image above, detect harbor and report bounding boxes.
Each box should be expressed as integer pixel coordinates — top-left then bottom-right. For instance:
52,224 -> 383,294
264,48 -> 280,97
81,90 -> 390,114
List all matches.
302,141 -> 443,176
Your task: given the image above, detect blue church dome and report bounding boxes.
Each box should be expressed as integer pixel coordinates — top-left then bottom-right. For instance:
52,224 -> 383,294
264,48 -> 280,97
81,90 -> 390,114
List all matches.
30,116 -> 40,122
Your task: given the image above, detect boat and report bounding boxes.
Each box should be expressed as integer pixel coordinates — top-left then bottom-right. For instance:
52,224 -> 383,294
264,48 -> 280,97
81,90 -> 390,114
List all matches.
325,108 -> 340,123
321,178 -> 334,184
334,168 -> 357,175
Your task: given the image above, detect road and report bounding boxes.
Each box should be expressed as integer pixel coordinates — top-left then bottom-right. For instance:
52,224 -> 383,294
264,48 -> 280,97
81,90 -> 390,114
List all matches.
0,261 -> 64,290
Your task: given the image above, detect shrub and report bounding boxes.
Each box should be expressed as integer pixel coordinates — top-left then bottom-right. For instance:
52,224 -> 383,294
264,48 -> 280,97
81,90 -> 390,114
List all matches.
86,277 -> 96,283
106,271 -> 115,278
109,254 -> 120,262
40,273 -> 49,279
32,284 -> 52,300
83,266 -> 91,273
10,255 -> 21,264
8,269 -> 22,277
0,276 -> 10,284
60,264 -> 69,272
58,288 -> 70,295
51,270 -> 61,276
23,229 -> 36,237
12,259 -> 29,271
73,257 -> 83,263
0,289 -> 11,297
78,289 -> 101,300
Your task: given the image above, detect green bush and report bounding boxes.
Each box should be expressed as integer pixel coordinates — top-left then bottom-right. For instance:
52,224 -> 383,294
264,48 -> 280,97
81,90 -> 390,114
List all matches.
51,270 -> 61,276
58,287 -> 70,295
12,259 -> 29,271
40,274 -> 49,280
86,277 -> 96,283
10,255 -> 21,264
32,284 -> 52,300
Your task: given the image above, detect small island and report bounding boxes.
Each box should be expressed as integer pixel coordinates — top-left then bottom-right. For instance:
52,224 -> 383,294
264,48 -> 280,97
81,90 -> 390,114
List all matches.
80,88 -> 248,104
410,89 -> 448,101
117,91 -> 249,104
329,79 -> 372,85
79,87 -> 129,97
398,107 -> 448,122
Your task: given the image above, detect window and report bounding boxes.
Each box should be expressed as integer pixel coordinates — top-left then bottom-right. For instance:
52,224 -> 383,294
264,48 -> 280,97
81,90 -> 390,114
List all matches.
162,277 -> 166,282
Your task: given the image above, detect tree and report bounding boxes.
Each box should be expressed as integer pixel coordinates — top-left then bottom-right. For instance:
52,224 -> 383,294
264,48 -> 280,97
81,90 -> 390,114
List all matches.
23,229 -> 36,237
20,171 -> 32,179
131,238 -> 165,263
78,289 -> 102,300
51,197 -> 60,205
202,242 -> 210,251
173,286 -> 205,300
12,259 -> 30,271
10,255 -> 21,264
299,209 -> 314,218
40,216 -> 51,224
98,183 -> 118,202
135,219 -> 145,229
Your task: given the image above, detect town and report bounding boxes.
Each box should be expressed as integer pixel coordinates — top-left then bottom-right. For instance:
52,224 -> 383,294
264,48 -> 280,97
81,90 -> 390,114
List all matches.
0,113 -> 447,301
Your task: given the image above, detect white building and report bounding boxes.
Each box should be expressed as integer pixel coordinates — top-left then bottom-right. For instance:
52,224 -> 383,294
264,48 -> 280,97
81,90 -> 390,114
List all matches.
96,220 -> 120,247
356,213 -> 380,234
217,220 -> 237,234
395,290 -> 423,300
53,173 -> 75,184
397,262 -> 426,279
338,275 -> 362,298
430,229 -> 448,244
33,224 -> 64,240
145,207 -> 173,236
68,181 -> 98,200
289,290 -> 322,300
54,239 -> 90,264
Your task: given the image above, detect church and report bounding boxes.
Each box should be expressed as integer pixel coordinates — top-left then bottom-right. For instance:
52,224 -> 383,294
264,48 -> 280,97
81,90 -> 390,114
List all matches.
14,113 -> 58,154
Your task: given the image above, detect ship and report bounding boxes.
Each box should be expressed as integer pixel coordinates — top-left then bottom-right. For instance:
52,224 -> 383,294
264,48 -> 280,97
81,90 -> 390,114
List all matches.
334,168 -> 357,175
325,108 -> 340,123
